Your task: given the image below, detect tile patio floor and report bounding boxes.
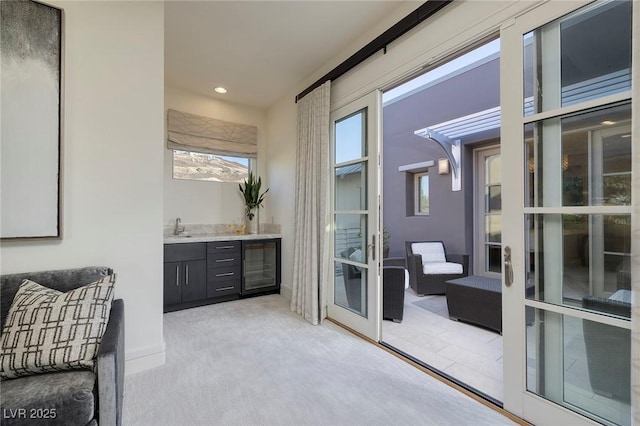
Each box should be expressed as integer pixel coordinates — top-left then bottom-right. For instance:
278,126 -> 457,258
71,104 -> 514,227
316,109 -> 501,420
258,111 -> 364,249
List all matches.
380,286 -> 631,425
381,287 -> 504,402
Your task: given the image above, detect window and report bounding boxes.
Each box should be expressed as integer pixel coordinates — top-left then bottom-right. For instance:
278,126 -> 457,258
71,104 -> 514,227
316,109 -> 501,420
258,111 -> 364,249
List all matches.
474,147 -> 501,277
172,150 -> 249,183
415,172 -> 429,215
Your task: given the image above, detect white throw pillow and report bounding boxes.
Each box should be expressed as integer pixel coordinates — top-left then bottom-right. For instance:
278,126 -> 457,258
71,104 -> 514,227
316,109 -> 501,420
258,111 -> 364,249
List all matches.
411,242 -> 446,263
0,274 -> 116,380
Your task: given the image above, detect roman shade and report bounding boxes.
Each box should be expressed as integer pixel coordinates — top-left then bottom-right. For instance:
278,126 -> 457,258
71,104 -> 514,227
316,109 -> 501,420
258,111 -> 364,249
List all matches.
167,109 -> 258,158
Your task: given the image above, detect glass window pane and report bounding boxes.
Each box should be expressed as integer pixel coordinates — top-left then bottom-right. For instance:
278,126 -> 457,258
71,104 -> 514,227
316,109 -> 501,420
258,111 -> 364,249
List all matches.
335,110 -> 366,164
418,174 -> 429,213
334,214 -> 367,264
525,214 -> 631,306
172,150 -> 249,182
527,310 -> 630,425
334,260 -> 367,317
335,162 -> 366,211
525,102 -> 631,207
487,186 -> 501,213
486,154 -> 501,184
486,245 -> 501,274
486,215 -> 501,243
523,1 -> 632,115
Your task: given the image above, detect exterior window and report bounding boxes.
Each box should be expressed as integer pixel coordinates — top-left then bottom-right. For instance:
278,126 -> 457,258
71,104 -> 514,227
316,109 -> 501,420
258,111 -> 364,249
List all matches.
415,173 -> 429,215
172,150 -> 249,183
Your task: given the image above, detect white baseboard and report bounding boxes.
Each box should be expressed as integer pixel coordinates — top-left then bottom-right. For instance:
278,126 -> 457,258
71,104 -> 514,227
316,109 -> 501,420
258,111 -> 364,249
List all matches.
280,285 -> 292,303
125,340 -> 166,375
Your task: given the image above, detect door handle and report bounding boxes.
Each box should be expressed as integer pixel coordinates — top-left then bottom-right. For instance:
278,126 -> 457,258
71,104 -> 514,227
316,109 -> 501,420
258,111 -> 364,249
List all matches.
368,235 -> 376,261
504,246 -> 513,287
185,264 -> 189,285
175,265 -> 180,286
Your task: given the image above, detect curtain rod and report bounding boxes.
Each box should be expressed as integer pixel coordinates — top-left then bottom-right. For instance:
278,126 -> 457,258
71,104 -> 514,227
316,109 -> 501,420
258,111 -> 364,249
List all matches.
295,0 -> 452,103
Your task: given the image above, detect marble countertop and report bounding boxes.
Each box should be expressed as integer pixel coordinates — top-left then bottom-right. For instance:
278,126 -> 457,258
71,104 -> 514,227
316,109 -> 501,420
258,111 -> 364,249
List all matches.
164,233 -> 281,244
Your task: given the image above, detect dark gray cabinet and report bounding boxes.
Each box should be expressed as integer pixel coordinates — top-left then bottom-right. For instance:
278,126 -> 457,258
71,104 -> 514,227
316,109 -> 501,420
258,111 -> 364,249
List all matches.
163,243 -> 207,311
164,238 -> 281,312
207,241 -> 242,298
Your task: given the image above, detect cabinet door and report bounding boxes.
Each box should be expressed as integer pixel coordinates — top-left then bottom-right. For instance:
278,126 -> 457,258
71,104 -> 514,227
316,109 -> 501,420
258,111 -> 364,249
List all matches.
181,259 -> 206,303
163,261 -> 182,307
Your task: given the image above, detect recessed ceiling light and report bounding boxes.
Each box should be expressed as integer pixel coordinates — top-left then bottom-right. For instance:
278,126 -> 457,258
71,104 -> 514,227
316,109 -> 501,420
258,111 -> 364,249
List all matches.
214,87 -> 227,94
601,120 -> 616,126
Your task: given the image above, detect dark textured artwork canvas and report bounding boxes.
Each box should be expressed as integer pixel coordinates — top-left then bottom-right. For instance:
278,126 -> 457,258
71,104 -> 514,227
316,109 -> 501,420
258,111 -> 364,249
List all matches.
0,0 -> 62,238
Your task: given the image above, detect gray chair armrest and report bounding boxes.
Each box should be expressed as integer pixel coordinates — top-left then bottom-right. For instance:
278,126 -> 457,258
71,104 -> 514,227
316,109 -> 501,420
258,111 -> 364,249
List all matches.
383,257 -> 406,267
97,298 -> 125,426
406,253 -> 422,287
383,266 -> 406,322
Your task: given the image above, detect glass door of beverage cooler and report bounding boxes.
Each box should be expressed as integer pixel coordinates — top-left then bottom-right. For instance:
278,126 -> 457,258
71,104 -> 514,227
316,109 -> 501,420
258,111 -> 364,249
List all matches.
242,239 -> 281,295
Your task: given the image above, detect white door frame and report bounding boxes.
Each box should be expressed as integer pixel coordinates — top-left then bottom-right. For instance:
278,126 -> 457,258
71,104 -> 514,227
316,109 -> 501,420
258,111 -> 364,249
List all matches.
327,90 -> 382,342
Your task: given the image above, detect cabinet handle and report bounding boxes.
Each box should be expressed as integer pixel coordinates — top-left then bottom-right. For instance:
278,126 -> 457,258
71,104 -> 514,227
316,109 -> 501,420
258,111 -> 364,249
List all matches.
216,286 -> 235,292
175,265 -> 180,286
216,272 -> 235,277
185,264 -> 189,285
216,258 -> 234,263
216,245 -> 235,249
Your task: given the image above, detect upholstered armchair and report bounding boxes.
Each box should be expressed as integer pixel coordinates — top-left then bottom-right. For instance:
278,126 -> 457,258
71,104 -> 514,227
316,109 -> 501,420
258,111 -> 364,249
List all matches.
405,241 -> 468,296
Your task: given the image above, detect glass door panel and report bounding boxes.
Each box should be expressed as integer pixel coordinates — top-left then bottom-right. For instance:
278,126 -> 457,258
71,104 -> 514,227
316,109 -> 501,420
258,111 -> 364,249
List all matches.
523,1 -> 632,115
502,1 -> 634,424
328,90 -> 381,341
475,147 -> 502,277
243,241 -> 279,293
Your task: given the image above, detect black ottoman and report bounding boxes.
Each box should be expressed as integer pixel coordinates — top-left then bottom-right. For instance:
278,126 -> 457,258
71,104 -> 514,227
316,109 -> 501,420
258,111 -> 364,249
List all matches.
445,275 -> 502,333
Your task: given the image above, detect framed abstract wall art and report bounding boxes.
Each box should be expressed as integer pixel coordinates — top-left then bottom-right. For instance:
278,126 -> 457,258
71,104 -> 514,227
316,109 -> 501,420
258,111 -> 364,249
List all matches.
1,0 -> 63,239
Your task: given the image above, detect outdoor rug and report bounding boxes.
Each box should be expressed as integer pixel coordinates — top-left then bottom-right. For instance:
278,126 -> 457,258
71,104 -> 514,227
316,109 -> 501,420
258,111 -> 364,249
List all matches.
412,295 -> 450,319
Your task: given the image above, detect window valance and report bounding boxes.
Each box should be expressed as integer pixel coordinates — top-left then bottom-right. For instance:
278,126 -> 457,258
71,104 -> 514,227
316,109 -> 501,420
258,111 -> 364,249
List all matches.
167,109 -> 257,158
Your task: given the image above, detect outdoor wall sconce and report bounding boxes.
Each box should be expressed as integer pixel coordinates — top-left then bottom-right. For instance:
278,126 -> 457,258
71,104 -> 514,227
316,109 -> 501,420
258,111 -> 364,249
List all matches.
438,158 -> 450,175
413,128 -> 461,191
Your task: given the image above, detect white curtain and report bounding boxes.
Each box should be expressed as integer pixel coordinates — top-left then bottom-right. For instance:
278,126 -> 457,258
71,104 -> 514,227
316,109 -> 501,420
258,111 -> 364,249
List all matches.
290,81 -> 331,325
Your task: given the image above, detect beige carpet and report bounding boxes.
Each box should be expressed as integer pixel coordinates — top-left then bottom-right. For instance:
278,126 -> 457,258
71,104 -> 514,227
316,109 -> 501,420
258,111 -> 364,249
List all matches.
123,294 -> 516,426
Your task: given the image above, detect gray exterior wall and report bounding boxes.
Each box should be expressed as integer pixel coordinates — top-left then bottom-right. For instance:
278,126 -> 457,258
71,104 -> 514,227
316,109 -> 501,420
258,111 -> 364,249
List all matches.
382,58 -> 499,270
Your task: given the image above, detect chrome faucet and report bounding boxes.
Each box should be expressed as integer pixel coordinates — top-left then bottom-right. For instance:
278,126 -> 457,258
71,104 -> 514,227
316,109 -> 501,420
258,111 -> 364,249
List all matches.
174,217 -> 185,235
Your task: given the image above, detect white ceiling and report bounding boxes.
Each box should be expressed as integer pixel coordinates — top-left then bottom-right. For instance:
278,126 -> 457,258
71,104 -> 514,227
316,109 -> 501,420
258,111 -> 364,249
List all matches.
165,1 -> 414,109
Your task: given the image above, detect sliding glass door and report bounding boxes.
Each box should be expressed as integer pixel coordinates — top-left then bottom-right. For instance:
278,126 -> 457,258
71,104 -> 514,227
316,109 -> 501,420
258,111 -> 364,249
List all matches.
501,1 -> 634,424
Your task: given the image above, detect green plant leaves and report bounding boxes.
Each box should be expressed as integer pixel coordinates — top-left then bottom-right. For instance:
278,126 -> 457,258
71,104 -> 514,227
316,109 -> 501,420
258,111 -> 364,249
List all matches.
239,171 -> 269,220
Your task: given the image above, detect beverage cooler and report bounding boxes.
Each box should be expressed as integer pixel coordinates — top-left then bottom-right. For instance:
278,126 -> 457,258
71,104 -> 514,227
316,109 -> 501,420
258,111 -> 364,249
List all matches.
241,239 -> 281,295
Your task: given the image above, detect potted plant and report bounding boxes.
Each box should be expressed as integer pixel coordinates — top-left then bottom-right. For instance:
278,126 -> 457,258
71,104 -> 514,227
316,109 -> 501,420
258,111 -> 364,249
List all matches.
239,172 -> 269,234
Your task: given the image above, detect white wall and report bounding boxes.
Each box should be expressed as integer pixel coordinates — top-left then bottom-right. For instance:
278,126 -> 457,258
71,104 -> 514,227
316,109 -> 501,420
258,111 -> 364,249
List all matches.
164,86 -> 269,228
0,1 -> 165,374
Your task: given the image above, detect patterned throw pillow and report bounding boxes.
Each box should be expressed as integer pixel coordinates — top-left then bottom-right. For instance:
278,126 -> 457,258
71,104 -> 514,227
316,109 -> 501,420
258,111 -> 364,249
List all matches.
0,274 -> 116,380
